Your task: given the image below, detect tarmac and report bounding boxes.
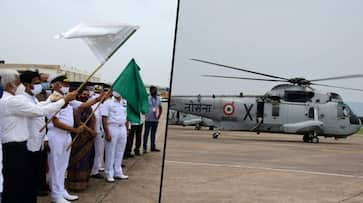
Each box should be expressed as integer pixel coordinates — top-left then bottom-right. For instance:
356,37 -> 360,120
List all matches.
37,106 -> 363,203
161,126 -> 363,203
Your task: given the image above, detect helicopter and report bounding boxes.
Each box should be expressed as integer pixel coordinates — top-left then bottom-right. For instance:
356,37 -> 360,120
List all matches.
169,58 -> 363,143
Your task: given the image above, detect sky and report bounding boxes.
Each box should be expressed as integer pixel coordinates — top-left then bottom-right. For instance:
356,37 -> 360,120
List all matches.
171,0 -> 363,103
0,0 -> 177,87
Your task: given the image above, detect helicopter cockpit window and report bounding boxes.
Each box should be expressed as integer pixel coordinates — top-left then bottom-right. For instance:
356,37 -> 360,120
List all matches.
330,93 -> 343,101
284,91 -> 314,103
337,104 -> 350,118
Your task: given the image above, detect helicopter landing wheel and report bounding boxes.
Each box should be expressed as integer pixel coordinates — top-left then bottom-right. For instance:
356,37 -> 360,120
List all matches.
195,124 -> 201,130
308,131 -> 319,144
311,136 -> 319,144
303,134 -> 309,143
212,132 -> 220,139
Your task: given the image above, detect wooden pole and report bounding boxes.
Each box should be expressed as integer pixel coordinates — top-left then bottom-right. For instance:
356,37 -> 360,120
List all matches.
38,62 -> 105,133
66,89 -> 111,151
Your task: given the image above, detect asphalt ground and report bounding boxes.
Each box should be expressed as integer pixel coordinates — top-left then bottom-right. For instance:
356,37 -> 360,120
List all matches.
161,126 -> 363,203
38,103 -> 167,203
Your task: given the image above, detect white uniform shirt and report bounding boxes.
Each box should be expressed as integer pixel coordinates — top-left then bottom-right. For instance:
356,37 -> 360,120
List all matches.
92,102 -> 103,133
101,97 -> 127,125
23,92 -> 49,152
47,104 -> 74,135
0,92 -> 65,144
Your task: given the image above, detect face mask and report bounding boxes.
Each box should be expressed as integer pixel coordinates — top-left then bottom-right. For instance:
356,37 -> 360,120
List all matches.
60,86 -> 69,94
31,84 -> 43,95
0,86 -> 3,98
41,82 -> 50,90
112,91 -> 121,98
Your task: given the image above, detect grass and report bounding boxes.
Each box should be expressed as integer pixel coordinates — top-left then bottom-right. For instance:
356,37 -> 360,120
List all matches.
357,128 -> 363,135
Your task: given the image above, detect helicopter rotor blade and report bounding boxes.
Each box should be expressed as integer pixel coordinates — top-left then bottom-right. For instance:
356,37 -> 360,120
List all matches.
202,74 -> 287,82
310,74 -> 363,82
191,58 -> 289,81
311,82 -> 363,92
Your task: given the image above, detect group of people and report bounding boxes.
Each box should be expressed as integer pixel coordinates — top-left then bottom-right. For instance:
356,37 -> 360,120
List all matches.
0,69 -> 163,203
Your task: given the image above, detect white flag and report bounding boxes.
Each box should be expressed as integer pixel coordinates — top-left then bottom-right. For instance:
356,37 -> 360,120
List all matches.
56,23 -> 139,63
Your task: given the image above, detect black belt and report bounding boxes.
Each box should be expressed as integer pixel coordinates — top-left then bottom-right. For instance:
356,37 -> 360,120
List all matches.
3,141 -> 27,147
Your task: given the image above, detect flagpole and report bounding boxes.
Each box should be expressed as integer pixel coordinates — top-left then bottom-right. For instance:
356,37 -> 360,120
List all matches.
66,89 -> 111,151
38,61 -> 104,133
39,29 -> 138,133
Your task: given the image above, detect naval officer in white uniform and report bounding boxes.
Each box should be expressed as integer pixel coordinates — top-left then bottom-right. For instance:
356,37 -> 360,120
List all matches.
101,90 -> 129,182
47,75 -> 102,203
90,90 -> 106,178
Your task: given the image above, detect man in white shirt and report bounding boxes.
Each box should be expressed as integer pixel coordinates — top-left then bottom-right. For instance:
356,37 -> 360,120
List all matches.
101,90 -> 129,182
20,71 -> 49,202
47,75 -> 102,203
35,72 -> 51,196
0,70 -> 77,203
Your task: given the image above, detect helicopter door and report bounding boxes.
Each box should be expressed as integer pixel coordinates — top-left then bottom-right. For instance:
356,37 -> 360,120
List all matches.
307,105 -> 319,120
256,101 -> 264,123
308,107 -> 314,119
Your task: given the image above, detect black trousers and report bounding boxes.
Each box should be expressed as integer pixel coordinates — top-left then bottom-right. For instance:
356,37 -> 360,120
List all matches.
29,149 -> 48,194
143,121 -> 159,150
38,149 -> 48,192
2,141 -> 36,203
126,124 -> 143,155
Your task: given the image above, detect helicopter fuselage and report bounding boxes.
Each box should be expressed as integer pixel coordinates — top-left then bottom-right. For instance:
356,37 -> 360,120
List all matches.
169,94 -> 361,139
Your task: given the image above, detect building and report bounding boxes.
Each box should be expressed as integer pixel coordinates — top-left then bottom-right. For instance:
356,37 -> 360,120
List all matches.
0,63 -> 100,82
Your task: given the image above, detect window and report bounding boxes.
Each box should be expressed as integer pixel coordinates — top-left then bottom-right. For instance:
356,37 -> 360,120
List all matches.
284,91 -> 314,102
272,104 -> 279,117
337,105 -> 349,118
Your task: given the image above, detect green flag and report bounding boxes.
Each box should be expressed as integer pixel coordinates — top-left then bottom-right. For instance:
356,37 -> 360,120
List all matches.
112,58 -> 149,123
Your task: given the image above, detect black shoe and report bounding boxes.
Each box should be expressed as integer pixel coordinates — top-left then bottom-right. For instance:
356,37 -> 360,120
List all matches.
128,154 -> 134,158
91,173 -> 104,179
37,189 -> 48,197
151,148 -> 160,152
143,149 -> 147,154
135,151 -> 141,156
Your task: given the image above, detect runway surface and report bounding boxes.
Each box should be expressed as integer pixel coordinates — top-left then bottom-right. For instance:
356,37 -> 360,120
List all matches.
161,126 -> 363,203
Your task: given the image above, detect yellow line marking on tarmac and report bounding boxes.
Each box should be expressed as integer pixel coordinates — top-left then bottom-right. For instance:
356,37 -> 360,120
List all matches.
166,160 -> 363,179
